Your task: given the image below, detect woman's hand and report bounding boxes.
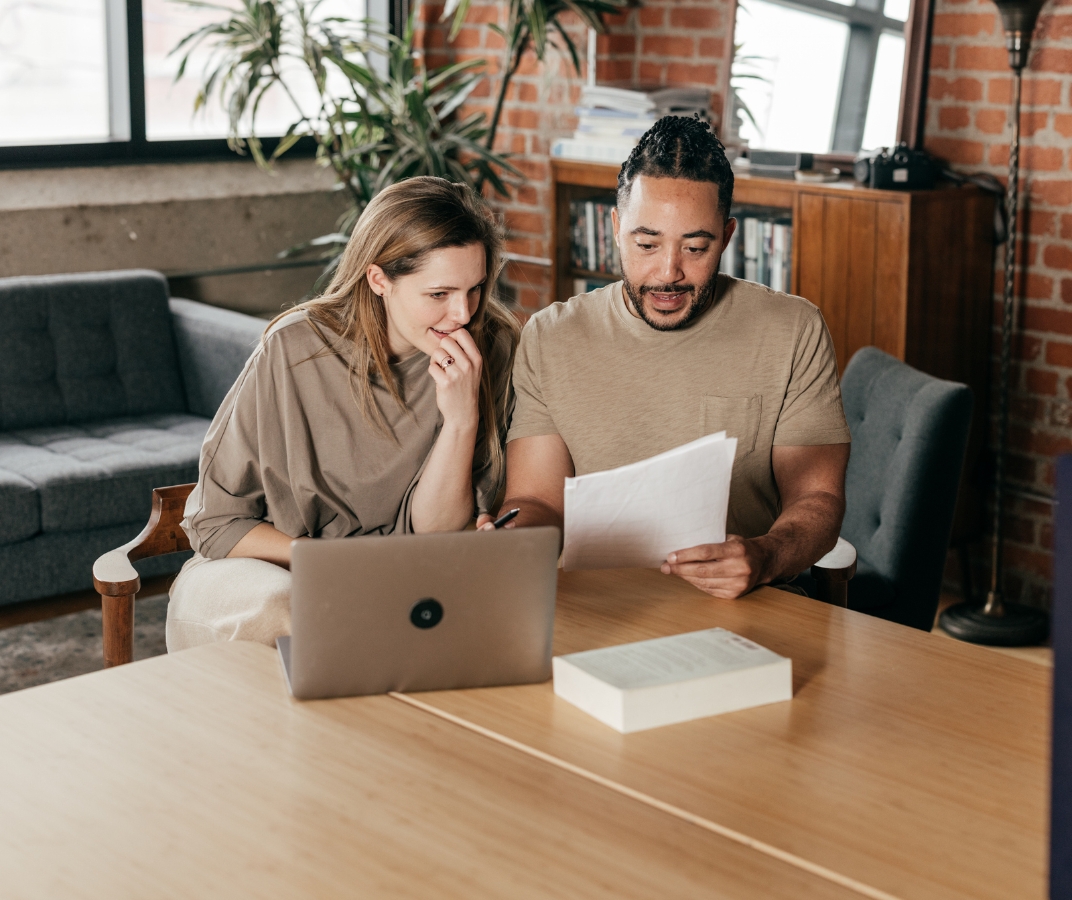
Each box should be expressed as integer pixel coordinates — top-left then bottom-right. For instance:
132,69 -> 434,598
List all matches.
428,328 -> 482,434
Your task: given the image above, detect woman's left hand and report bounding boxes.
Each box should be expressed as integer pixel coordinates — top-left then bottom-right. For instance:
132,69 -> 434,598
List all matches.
428,328 -> 482,433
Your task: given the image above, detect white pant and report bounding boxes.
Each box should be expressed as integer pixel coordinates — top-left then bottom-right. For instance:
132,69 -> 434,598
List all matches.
166,553 -> 292,652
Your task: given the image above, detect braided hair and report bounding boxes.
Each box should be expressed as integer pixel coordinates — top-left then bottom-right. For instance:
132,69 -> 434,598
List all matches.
617,115 -> 734,221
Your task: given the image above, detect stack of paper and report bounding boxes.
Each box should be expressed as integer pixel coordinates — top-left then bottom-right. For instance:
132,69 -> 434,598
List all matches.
553,627 -> 792,733
562,431 -> 736,571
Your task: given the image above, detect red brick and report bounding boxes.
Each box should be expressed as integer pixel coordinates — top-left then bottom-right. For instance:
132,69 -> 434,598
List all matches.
1021,111 -> 1051,137
1040,13 -> 1072,40
929,75 -> 984,101
638,61 -> 663,83
505,210 -> 546,235
464,4 -> 500,24
1027,367 -> 1060,395
1033,180 -> 1072,207
989,145 -> 1065,171
1063,278 -> 1072,305
1028,211 -> 1057,237
955,44 -> 1013,71
606,34 -> 636,55
1023,304 -> 1072,334
939,106 -> 972,130
1027,273 -> 1055,299
932,12 -> 996,36
598,59 -> 635,82
1005,514 -> 1037,545
666,62 -> 719,85
1054,114 -> 1072,138
515,82 -> 538,103
450,26 -> 482,49
1018,334 -> 1044,361
925,136 -> 985,164
485,29 -> 506,51
670,7 -> 720,29
642,35 -> 695,58
699,38 -> 723,59
1061,216 -> 1072,241
930,44 -> 952,69
638,7 -> 665,27
975,108 -> 1008,134
1046,341 -> 1072,366
1034,47 -> 1072,71
1004,545 -> 1053,580
503,108 -> 539,129
1044,245 -> 1072,271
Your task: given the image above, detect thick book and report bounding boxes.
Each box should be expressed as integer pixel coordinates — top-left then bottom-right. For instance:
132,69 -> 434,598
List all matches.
553,627 -> 792,733
552,136 -> 637,164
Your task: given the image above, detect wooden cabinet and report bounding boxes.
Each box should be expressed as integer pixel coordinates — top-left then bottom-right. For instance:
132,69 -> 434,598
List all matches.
551,159 -> 997,536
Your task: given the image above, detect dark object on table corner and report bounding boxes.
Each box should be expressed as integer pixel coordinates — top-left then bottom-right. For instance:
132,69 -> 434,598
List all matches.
853,143 -> 940,190
1051,454 -> 1072,900
748,150 -> 814,179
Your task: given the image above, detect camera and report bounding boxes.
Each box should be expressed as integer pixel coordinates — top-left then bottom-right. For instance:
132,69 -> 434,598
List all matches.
853,143 -> 940,190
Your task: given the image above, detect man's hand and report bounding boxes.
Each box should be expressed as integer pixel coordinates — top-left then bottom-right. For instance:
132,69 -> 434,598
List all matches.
660,536 -> 771,599
662,443 -> 850,599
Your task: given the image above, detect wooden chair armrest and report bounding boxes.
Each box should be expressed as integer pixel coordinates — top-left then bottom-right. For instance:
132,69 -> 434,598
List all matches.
93,483 -> 196,667
810,537 -> 858,608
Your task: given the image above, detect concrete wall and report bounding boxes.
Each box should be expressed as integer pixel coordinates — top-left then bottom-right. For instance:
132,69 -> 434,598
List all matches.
0,158 -> 347,317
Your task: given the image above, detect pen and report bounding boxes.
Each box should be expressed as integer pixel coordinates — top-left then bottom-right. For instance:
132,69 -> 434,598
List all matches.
491,508 -> 520,529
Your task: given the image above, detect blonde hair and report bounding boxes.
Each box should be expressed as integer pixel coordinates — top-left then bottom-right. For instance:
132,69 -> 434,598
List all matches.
274,176 -> 520,490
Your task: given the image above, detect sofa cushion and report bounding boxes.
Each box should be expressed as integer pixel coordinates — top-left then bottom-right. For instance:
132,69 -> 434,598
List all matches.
0,270 -> 187,430
0,466 -> 38,544
0,414 -> 209,539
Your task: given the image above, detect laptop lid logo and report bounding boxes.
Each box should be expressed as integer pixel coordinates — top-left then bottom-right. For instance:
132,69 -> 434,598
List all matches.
410,598 -> 444,629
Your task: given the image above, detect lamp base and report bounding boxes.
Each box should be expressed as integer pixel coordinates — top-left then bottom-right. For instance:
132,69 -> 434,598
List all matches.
939,601 -> 1049,646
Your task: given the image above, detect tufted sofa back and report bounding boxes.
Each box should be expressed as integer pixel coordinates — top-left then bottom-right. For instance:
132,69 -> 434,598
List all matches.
841,347 -> 973,630
0,270 -> 187,430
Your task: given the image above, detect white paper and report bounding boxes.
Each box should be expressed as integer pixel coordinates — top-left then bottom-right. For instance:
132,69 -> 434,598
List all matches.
562,432 -> 736,571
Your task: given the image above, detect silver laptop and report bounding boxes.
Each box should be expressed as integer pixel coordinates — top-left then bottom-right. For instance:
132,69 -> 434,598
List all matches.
277,527 -> 560,700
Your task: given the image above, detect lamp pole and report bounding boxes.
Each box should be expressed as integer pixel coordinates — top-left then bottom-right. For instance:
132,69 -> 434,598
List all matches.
940,0 -> 1050,646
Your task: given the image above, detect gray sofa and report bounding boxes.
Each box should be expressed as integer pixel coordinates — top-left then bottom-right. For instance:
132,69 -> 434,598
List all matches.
0,269 -> 266,607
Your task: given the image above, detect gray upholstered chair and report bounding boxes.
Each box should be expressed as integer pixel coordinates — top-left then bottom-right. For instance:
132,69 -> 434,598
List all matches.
0,269 -> 264,609
806,347 -> 974,631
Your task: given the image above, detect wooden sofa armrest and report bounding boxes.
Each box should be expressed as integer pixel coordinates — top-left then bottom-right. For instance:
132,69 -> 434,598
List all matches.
92,484 -> 196,668
810,537 -> 858,609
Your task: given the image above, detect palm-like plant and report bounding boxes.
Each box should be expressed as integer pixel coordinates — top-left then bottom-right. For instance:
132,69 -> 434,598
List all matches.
441,0 -> 631,173
172,1 -> 519,270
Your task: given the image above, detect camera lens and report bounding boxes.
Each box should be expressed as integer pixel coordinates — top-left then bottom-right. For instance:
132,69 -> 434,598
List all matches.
410,598 -> 443,629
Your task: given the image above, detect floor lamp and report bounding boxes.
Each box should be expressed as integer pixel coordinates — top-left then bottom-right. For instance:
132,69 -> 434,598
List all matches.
940,0 -> 1051,646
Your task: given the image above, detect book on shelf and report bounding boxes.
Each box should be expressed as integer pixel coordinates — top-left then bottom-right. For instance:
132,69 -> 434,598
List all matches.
552,627 -> 792,733
552,84 -> 712,164
569,199 -> 621,278
720,206 -> 792,294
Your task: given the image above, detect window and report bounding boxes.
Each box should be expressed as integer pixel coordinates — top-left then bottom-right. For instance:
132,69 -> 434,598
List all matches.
0,0 -> 395,165
731,0 -> 909,155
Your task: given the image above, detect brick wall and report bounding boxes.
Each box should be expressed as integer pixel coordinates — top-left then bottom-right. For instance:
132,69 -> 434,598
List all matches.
926,0 -> 1072,607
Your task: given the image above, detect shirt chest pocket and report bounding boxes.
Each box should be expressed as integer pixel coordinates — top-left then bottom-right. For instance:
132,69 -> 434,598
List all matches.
700,395 -> 763,459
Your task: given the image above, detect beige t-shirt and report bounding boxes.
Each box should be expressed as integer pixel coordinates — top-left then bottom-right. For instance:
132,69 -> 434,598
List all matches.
508,277 -> 850,539
184,311 -> 507,559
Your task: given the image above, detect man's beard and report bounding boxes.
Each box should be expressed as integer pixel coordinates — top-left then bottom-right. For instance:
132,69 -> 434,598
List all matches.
621,269 -> 720,332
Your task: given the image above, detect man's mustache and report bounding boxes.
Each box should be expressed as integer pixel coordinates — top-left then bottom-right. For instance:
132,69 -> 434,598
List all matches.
641,284 -> 696,295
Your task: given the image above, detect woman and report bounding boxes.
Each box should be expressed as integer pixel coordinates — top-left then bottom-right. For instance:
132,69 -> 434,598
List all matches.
167,177 -> 519,651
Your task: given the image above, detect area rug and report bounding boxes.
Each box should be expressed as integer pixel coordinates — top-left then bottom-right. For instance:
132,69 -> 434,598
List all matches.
0,595 -> 169,695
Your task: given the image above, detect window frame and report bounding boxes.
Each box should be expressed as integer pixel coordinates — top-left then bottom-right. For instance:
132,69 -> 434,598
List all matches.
730,0 -> 933,160
0,0 -> 407,169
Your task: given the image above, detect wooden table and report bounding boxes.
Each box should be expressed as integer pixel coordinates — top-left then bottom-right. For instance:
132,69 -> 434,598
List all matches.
401,570 -> 1051,900
0,640 -> 863,899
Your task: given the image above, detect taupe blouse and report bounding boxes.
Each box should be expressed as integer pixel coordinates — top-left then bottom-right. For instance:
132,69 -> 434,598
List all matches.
183,311 -> 507,559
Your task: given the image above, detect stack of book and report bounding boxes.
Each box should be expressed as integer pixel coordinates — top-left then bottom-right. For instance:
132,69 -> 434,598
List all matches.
553,84 -> 712,164
720,206 -> 793,294
569,197 -> 621,292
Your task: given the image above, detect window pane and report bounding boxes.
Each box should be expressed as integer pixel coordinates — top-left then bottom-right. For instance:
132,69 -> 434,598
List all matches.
143,0 -> 365,141
883,0 -> 911,23
861,32 -> 906,151
732,0 -> 849,154
0,0 -> 111,145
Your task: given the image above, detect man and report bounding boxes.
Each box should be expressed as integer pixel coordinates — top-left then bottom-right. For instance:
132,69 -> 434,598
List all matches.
491,115 -> 851,599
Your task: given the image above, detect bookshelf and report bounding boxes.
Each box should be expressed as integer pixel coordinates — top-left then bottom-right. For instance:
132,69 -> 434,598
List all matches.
551,158 -> 997,536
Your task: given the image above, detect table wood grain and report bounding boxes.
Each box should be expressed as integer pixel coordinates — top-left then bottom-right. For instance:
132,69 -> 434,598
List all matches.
0,640 -> 864,900
400,569 -> 1051,900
